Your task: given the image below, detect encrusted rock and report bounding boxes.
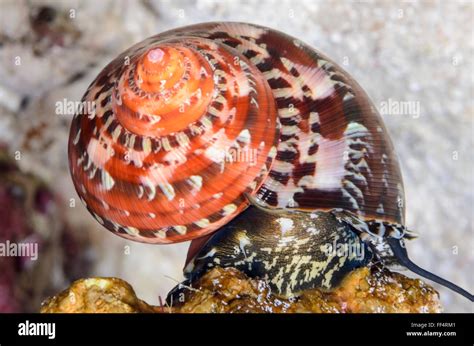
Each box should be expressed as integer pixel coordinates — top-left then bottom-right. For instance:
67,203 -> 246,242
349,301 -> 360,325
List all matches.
41,266 -> 442,313
41,277 -> 156,313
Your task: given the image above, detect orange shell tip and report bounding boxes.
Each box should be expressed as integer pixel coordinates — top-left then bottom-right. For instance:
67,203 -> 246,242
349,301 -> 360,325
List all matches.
147,48 -> 164,63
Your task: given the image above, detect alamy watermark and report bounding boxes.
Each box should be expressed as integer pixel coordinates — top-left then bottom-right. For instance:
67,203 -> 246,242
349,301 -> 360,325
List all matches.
322,239 -> 365,260
223,146 -> 258,166
55,98 -> 96,117
380,98 -> 420,119
0,240 -> 38,261
18,320 -> 55,339
208,146 -> 259,169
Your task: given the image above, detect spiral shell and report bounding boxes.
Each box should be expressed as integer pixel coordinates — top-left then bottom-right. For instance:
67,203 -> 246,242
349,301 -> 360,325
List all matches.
68,22 -> 404,244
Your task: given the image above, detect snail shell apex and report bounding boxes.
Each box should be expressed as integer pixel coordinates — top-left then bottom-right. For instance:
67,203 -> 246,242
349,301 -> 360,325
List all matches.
68,22 -> 404,244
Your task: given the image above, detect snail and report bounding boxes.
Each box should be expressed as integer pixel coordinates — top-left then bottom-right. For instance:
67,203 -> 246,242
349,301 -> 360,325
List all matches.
68,22 -> 473,302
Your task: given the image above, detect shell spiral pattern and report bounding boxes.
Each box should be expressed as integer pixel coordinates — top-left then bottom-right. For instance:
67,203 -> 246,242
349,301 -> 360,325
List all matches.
68,22 -> 404,244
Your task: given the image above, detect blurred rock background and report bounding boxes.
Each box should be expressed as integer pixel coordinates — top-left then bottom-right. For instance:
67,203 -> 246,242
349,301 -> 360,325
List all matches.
0,0 -> 472,312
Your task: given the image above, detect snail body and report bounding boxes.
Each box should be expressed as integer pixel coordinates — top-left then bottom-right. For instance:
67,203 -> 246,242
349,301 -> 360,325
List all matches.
184,207 -> 374,296
68,22 -> 473,301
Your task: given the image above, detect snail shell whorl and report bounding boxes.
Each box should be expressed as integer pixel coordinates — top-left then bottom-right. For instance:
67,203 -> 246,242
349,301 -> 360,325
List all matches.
68,22 -> 404,244
69,26 -> 279,243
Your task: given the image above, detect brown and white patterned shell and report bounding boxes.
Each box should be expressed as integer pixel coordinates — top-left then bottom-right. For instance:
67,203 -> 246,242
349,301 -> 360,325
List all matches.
68,22 -> 405,245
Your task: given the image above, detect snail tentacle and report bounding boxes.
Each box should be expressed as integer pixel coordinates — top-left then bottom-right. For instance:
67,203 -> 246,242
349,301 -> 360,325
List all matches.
333,211 -> 473,301
386,238 -> 474,302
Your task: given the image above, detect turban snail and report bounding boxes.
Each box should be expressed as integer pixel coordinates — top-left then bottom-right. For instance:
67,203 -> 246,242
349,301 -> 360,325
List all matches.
68,22 -> 473,301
